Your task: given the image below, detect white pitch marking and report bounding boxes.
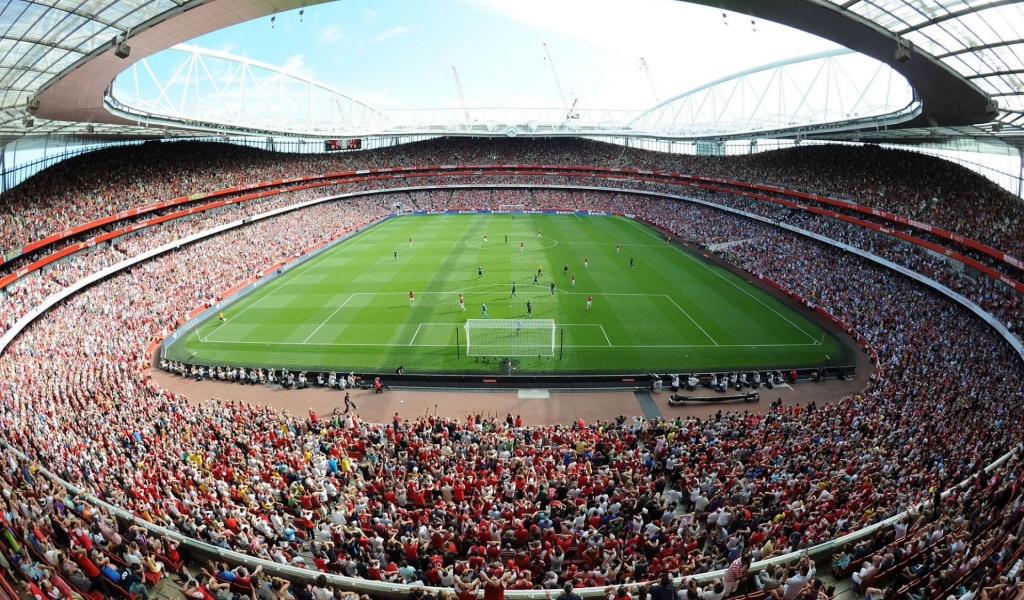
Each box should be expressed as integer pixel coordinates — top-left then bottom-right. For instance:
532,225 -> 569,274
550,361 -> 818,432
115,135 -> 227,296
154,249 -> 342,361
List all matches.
623,218 -> 820,344
302,294 -> 355,344
205,219 -> 402,342
409,323 -> 423,346
208,339 -> 820,349
663,295 -> 719,346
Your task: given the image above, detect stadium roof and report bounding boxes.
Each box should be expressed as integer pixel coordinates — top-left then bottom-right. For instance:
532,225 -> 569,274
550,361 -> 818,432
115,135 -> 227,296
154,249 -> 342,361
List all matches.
693,0 -> 1023,150
1,0 -> 1023,152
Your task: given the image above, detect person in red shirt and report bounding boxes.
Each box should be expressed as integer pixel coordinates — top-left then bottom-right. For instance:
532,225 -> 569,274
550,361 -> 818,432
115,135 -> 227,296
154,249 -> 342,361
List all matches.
468,549 -> 485,570
402,537 -> 421,567
70,546 -> 110,596
431,529 -> 446,549
367,559 -> 382,581
513,524 -> 529,545
424,564 -> 441,585
512,572 -> 532,590
480,564 -> 513,600
455,575 -> 481,600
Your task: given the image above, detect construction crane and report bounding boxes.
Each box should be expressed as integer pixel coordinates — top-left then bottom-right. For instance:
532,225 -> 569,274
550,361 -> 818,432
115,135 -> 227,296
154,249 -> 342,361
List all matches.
542,43 -> 569,115
639,58 -> 659,104
452,66 -> 470,123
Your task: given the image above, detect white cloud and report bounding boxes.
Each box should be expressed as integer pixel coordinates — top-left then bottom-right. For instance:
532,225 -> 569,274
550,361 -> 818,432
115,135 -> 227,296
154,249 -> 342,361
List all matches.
140,0 -> 865,125
317,24 -> 344,46
372,24 -> 418,44
216,40 -> 239,54
281,54 -> 312,78
460,0 -> 840,92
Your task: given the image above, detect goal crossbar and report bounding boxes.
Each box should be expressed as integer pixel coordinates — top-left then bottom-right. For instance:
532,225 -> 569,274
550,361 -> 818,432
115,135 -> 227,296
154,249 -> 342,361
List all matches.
465,319 -> 555,357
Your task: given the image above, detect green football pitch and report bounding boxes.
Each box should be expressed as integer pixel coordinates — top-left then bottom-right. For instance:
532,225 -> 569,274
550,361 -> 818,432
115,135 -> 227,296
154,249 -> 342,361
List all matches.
165,213 -> 852,374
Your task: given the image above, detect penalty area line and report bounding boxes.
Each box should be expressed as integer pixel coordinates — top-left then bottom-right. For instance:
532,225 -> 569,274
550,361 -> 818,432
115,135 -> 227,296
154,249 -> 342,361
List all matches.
663,295 -> 719,346
409,323 -> 423,346
303,294 -> 355,344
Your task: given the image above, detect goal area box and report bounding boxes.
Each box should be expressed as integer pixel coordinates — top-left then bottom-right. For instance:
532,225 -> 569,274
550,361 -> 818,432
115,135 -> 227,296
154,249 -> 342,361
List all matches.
465,319 -> 555,357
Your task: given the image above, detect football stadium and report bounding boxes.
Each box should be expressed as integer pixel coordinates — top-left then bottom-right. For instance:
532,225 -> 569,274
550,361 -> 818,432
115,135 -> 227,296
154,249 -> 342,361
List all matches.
1,3 -> 1024,600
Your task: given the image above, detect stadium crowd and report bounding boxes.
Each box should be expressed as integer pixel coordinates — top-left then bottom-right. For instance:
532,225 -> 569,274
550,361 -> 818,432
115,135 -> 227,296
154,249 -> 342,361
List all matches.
0,182 -> 384,339
7,138 -> 1023,351
0,139 -> 1022,600
5,139 -> 1022,266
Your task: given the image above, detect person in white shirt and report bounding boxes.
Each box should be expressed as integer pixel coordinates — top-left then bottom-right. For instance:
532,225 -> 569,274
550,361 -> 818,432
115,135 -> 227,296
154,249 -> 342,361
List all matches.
779,560 -> 815,600
269,546 -> 288,564
330,506 -> 347,526
644,521 -> 661,537
894,519 -> 909,541
702,581 -> 725,600
851,555 -> 882,587
439,566 -> 456,587
542,571 -> 559,589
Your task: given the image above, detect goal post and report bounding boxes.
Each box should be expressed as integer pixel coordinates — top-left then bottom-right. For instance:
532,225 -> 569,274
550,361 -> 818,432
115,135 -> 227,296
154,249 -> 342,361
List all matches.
465,319 -> 555,357
497,204 -> 526,213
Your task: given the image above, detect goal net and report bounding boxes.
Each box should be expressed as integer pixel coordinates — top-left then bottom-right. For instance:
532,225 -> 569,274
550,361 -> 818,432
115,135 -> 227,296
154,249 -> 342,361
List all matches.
497,204 -> 526,213
465,319 -> 555,357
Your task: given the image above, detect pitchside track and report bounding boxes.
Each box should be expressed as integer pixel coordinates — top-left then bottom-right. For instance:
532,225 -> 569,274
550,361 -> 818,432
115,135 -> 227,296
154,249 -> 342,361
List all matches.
166,213 -> 850,374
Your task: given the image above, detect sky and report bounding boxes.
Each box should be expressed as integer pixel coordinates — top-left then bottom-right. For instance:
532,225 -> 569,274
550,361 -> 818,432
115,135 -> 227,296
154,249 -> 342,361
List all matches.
161,0 -> 844,114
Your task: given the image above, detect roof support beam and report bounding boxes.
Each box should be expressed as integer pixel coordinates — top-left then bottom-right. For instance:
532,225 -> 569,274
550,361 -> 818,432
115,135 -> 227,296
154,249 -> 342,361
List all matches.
966,69 -> 1024,80
31,0 -> 129,34
685,0 -> 992,125
896,0 -> 1020,36
934,38 -> 1024,59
